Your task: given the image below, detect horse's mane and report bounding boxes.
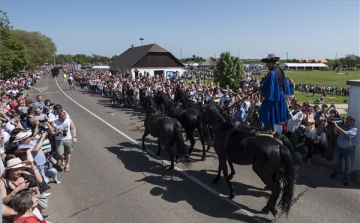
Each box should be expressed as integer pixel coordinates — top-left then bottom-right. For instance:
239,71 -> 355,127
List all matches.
155,91 -> 174,112
144,96 -> 155,110
145,105 -> 161,115
175,87 -> 191,107
204,103 -> 228,128
208,102 -> 232,122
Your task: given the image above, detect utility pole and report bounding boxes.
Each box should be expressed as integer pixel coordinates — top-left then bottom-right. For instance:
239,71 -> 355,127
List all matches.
286,52 -> 288,61
139,38 -> 144,46
180,50 -> 182,60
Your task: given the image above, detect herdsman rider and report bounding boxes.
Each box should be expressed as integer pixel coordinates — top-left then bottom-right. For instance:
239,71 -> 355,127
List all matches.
258,54 -> 290,133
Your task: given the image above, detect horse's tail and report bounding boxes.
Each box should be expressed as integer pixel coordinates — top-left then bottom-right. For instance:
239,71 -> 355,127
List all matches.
280,134 -> 297,165
279,144 -> 295,216
174,124 -> 191,169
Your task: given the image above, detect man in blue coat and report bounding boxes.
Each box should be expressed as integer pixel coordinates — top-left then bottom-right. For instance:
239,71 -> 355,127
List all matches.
259,54 -> 289,131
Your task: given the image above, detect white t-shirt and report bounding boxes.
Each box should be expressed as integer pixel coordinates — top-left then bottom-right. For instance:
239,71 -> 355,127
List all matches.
0,131 -> 10,154
5,121 -> 17,134
287,111 -> 303,133
53,118 -> 72,141
48,110 -> 69,122
307,129 -> 326,143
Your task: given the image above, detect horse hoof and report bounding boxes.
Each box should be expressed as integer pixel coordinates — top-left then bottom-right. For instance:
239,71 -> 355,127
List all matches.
229,192 -> 235,200
270,208 -> 278,217
228,174 -> 234,180
201,157 -> 206,161
261,206 -> 269,214
168,166 -> 174,171
142,147 -> 147,152
212,177 -> 220,184
262,206 -> 278,217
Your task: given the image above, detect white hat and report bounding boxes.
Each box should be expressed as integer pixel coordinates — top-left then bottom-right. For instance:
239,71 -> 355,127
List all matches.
5,158 -> 26,169
14,131 -> 32,142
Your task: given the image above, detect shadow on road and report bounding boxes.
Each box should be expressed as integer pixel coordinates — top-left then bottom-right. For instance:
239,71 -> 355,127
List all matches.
106,142 -> 272,223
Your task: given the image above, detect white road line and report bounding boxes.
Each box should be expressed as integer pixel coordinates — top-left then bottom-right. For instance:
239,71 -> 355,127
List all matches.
55,77 -> 265,223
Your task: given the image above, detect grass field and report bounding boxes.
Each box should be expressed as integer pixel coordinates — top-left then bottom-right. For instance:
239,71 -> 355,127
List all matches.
285,70 -> 360,89
188,70 -> 359,105
285,70 -> 359,104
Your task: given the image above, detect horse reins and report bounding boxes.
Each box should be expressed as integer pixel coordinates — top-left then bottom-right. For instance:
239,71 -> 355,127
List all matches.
228,89 -> 259,109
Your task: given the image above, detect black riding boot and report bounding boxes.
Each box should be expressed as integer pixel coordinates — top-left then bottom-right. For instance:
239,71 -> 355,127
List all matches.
262,124 -> 274,134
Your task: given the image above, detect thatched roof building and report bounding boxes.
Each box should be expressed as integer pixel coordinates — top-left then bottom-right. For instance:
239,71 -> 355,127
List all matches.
109,44 -> 184,78
200,57 -> 217,67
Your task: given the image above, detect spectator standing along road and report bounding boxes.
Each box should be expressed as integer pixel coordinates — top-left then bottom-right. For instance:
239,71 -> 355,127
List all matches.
330,116 -> 358,186
50,111 -> 77,172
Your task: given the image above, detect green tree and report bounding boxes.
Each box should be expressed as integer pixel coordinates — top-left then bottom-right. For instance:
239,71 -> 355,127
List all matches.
11,30 -> 57,68
215,52 -> 244,90
0,10 -> 29,78
340,54 -> 359,69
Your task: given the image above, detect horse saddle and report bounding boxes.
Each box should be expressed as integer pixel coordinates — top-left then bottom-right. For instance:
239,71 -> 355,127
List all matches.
255,130 -> 284,145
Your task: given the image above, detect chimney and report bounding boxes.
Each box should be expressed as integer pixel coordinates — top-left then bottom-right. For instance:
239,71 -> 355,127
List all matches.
131,44 -> 134,48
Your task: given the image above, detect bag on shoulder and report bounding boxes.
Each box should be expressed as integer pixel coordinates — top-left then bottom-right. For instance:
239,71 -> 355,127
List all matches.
38,181 -> 51,194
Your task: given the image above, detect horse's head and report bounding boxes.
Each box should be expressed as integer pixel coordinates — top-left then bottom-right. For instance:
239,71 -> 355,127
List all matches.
145,105 -> 160,115
210,101 -> 232,123
201,104 -> 218,127
174,87 -> 186,104
143,96 -> 155,110
156,91 -> 174,110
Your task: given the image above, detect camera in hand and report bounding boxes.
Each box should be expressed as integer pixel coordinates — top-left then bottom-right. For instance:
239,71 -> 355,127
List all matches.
327,118 -> 344,126
28,181 -> 37,188
39,119 -> 47,124
62,129 -> 68,137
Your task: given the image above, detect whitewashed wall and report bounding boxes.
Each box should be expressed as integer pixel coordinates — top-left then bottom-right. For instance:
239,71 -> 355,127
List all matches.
130,67 -> 184,79
109,67 -> 184,79
347,80 -> 360,171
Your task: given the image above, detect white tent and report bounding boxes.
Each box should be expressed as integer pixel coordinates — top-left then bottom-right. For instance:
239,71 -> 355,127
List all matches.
92,65 -> 110,70
281,63 -> 328,70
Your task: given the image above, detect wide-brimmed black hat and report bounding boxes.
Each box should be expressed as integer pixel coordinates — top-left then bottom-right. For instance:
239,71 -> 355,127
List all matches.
261,54 -> 280,63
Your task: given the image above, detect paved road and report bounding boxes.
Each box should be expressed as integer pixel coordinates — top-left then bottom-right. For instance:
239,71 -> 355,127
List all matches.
25,74 -> 359,223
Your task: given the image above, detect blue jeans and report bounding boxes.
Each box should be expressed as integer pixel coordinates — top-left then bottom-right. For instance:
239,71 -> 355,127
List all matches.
333,145 -> 356,183
307,141 -> 327,158
45,167 -> 59,182
38,164 -> 49,184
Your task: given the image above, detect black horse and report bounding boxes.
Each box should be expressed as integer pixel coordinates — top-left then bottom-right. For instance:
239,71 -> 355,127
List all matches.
201,103 -> 295,217
154,91 -> 207,161
142,104 -> 190,171
174,85 -> 202,110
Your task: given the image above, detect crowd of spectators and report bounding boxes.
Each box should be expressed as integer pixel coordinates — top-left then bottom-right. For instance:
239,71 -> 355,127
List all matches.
66,64 -> 350,169
0,61 -> 356,221
1,65 -> 77,222
295,83 -> 350,96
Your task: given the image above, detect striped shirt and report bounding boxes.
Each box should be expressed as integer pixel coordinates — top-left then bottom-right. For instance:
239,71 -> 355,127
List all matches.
337,124 -> 358,148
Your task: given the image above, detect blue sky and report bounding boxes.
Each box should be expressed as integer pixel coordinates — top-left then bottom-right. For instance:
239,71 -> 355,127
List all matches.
2,0 -> 359,60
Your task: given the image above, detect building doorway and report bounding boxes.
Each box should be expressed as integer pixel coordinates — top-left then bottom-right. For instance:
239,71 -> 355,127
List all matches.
154,70 -> 164,80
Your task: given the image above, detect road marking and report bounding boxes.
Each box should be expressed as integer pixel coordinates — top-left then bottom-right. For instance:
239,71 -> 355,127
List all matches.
33,85 -> 57,88
54,78 -> 265,223
27,91 -> 60,95
35,87 -> 48,92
